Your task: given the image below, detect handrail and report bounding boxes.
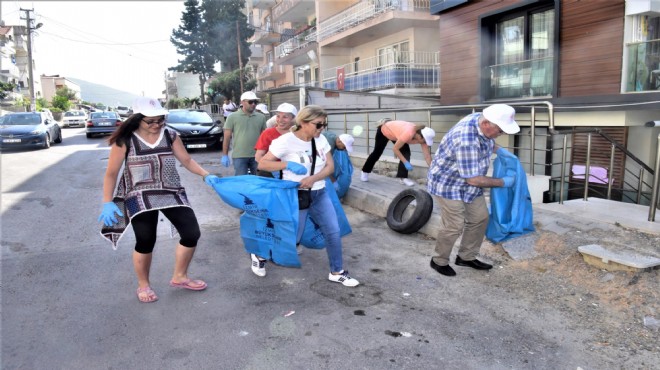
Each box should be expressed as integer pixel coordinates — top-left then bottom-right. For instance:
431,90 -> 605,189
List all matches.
649,133 -> 660,221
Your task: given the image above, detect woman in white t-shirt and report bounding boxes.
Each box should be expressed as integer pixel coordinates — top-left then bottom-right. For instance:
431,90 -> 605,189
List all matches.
257,105 -> 359,287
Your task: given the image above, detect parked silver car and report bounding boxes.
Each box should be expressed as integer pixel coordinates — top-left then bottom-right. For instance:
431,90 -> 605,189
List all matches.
86,111 -> 122,138
62,110 -> 87,128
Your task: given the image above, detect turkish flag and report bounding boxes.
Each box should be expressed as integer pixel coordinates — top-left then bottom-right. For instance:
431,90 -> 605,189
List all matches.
337,67 -> 345,90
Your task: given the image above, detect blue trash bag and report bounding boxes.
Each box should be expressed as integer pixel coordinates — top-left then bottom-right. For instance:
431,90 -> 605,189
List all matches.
299,178 -> 352,249
211,175 -> 301,267
333,149 -> 354,198
486,155 -> 535,243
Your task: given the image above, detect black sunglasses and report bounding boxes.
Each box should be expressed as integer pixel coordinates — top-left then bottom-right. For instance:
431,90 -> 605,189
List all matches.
142,117 -> 165,125
309,121 -> 328,129
246,100 -> 258,105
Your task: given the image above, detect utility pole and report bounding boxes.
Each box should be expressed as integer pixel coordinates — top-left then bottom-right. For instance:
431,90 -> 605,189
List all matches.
236,20 -> 244,94
21,8 -> 40,112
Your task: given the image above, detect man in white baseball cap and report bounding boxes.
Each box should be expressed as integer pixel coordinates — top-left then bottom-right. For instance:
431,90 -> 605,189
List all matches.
222,91 -> 267,175
427,104 -> 519,278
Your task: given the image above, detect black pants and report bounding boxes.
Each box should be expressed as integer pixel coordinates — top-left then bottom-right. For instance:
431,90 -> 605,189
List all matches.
361,126 -> 411,178
131,207 -> 200,254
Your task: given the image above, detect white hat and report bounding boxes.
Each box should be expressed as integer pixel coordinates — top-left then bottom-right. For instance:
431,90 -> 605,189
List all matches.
338,134 -> 354,153
421,127 -> 435,146
240,91 -> 259,101
132,96 -> 168,117
483,104 -> 520,134
255,103 -> 269,114
274,103 -> 298,116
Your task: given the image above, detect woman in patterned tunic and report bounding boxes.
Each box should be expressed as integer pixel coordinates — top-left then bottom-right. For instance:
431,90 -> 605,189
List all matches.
98,97 -> 220,303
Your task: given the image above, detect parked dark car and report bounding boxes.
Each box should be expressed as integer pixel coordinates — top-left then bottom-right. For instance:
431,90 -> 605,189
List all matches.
165,109 -> 223,150
86,111 -> 122,138
0,112 -> 62,150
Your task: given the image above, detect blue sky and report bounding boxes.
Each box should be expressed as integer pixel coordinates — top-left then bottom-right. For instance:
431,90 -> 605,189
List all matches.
2,1 -> 186,101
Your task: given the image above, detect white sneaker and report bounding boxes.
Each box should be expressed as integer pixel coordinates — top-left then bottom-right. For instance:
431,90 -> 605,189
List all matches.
250,254 -> 266,277
328,270 -> 359,287
360,171 -> 369,182
399,178 -> 416,186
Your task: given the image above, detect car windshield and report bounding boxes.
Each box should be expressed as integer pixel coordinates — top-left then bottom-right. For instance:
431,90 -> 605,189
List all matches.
65,111 -> 86,117
91,112 -> 117,119
4,113 -> 41,125
166,110 -> 213,125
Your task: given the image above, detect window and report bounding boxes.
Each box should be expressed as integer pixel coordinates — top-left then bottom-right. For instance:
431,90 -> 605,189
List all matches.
485,7 -> 555,99
377,41 -> 409,67
625,15 -> 660,92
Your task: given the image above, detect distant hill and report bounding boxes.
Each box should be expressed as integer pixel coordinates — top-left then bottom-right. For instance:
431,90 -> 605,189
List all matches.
67,78 -> 143,108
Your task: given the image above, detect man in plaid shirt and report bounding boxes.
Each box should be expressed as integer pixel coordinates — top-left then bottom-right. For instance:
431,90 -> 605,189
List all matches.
427,104 -> 520,277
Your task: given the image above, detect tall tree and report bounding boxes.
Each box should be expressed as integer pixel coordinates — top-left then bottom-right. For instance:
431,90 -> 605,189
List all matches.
208,68 -> 256,103
201,0 -> 254,72
170,0 -> 216,104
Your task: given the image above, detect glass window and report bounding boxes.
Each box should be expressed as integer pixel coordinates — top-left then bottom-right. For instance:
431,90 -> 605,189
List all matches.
487,8 -> 554,99
377,41 -> 409,67
625,15 -> 660,92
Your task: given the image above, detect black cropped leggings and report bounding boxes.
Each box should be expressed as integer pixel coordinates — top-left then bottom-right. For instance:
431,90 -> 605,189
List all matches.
361,126 -> 412,178
131,207 -> 201,254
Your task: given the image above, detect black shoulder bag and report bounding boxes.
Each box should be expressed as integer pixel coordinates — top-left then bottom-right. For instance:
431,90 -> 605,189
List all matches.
297,139 -> 316,210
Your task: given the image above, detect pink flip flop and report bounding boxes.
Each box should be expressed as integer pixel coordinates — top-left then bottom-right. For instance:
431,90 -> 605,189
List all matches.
169,279 -> 207,291
137,286 -> 158,303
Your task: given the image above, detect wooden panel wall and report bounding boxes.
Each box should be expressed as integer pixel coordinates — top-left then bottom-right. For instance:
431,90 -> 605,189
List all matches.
570,127 -> 628,188
559,0 -> 625,97
438,0 -> 626,104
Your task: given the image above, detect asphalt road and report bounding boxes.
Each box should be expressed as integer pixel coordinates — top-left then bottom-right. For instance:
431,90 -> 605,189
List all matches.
0,127 -> 642,369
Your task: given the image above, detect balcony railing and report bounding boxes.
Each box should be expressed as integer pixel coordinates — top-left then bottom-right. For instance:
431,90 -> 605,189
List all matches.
275,27 -> 317,59
317,0 -> 430,42
257,62 -> 284,80
626,39 -> 660,92
487,57 -> 554,99
321,51 -> 439,91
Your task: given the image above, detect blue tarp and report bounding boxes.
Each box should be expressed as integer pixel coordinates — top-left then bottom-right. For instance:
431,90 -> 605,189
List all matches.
486,156 -> 535,243
332,149 -> 354,198
299,178 -> 352,248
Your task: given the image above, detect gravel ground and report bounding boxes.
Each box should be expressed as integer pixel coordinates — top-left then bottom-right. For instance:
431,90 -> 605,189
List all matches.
475,219 -> 660,369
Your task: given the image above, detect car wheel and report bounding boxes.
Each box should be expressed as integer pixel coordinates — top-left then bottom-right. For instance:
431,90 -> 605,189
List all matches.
86,133 -> 93,138
43,133 -> 51,149
54,128 -> 62,144
386,188 -> 434,234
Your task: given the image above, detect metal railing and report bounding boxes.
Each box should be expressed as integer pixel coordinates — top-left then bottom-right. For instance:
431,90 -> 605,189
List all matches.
317,0 -> 430,42
320,99 -> 659,221
320,51 -> 440,91
274,27 -> 317,59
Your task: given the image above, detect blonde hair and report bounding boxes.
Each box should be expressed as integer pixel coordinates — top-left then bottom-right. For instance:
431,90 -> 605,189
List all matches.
291,105 -> 327,132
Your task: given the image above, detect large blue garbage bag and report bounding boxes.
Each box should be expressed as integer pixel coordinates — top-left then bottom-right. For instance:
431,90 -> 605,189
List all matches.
333,149 -> 354,198
486,155 -> 535,243
299,178 -> 352,249
211,176 -> 301,267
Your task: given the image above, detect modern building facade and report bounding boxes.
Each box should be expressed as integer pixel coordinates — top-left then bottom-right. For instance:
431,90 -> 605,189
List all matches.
0,24 -> 41,104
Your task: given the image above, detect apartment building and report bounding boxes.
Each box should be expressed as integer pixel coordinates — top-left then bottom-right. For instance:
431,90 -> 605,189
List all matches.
40,75 -> 81,102
246,0 -> 440,100
0,25 -> 41,103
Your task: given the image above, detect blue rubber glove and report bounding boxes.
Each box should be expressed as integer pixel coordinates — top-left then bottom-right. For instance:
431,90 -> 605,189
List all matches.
271,171 -> 281,179
497,147 -> 517,159
221,155 -> 231,167
286,161 -> 307,175
502,176 -> 515,188
403,162 -> 413,171
98,201 -> 124,226
204,174 -> 221,186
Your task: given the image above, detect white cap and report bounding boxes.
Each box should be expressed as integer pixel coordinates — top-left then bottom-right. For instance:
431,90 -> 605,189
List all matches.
338,134 -> 354,153
274,103 -> 298,116
483,104 -> 520,134
255,103 -> 269,114
240,91 -> 259,101
421,127 -> 435,146
132,96 -> 168,117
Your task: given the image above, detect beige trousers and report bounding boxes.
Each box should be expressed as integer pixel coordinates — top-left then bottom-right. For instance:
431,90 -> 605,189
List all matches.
432,195 -> 489,265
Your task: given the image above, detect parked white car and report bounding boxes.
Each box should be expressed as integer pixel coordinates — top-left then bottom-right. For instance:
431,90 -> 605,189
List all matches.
116,106 -> 131,117
62,110 -> 87,128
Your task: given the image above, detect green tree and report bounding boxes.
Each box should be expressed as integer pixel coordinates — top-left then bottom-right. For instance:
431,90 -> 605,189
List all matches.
51,95 -> 71,112
55,86 -> 78,101
201,0 -> 253,71
36,97 -> 49,111
170,0 -> 216,104
0,81 -> 16,100
208,68 -> 256,103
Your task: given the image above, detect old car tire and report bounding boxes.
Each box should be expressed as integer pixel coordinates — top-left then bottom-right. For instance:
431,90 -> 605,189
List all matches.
386,188 -> 434,234
54,129 -> 62,144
